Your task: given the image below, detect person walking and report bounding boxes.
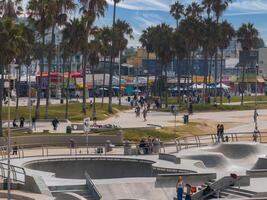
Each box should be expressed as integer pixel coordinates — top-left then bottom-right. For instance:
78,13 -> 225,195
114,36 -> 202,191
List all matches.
20,116 -> 25,128
52,118 -> 59,131
176,176 -> 184,200
217,124 -> 221,143
143,108 -> 148,121
12,142 -> 18,155
253,126 -> 259,142
220,124 -> 225,142
32,117 -> 37,131
254,109 -> 259,127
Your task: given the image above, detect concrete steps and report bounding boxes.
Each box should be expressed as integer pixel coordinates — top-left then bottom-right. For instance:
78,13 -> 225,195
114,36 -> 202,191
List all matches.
220,187 -> 257,199
49,185 -> 95,200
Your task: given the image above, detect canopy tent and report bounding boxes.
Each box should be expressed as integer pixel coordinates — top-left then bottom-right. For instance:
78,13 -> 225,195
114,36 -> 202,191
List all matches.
216,83 -> 230,89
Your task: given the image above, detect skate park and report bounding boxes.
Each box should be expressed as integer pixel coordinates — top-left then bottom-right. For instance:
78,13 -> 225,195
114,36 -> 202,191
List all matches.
0,131 -> 267,200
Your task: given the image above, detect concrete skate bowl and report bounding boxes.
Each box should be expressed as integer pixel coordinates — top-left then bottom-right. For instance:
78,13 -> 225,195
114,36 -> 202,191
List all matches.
206,143 -> 265,159
24,157 -> 157,179
181,154 -> 230,169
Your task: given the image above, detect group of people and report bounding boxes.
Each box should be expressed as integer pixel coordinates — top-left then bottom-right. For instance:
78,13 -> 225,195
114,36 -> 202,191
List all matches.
13,116 -> 25,128
176,176 -> 193,200
216,124 -> 225,143
138,136 -> 160,154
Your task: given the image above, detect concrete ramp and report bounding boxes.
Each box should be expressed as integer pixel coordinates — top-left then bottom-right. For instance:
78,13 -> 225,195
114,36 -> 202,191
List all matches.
96,181 -> 176,200
252,157 -> 267,170
181,154 -> 229,169
207,143 -> 263,159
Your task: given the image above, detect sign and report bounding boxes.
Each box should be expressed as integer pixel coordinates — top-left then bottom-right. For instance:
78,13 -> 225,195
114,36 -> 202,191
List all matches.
83,118 -> 90,133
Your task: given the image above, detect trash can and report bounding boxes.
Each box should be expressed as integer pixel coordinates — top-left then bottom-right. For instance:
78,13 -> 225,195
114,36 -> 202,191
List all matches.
124,140 -> 132,155
153,140 -> 161,153
60,99 -> 64,104
3,178 -> 8,190
66,126 -> 72,134
183,114 -> 189,124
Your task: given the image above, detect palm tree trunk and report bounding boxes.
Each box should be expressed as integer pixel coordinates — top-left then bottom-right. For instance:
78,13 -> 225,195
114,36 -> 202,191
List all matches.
92,65 -> 96,114
101,56 -> 107,107
45,51 -> 52,119
15,65 -> 21,116
214,49 -> 218,104
108,1 -> 117,113
118,51 -> 122,106
35,35 -> 45,119
220,49 -> 224,105
241,63 -> 245,105
62,57 -> 65,100
0,63 -> 4,137
146,53 -> 150,98
177,57 -> 181,104
65,59 -> 71,119
164,65 -> 168,108
203,53 -> 208,104
82,53 -> 87,114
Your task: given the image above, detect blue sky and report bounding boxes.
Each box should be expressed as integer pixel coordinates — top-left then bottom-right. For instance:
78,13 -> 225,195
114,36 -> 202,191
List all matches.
23,0 -> 267,46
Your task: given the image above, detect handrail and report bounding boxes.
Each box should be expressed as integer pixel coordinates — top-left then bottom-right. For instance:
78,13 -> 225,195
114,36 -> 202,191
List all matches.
0,162 -> 26,184
84,171 -> 102,200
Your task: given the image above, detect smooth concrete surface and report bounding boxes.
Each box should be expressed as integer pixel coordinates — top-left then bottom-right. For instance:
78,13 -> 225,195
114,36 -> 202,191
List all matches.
55,192 -> 88,200
6,142 -> 267,200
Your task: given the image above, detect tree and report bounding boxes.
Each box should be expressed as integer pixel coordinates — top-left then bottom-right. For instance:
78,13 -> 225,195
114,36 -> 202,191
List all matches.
218,21 -> 235,105
237,23 -> 259,105
79,0 -> 108,114
43,0 -> 76,119
255,38 -> 265,49
99,27 -> 112,107
170,1 -> 184,27
27,0 -> 52,119
0,18 -> 25,136
170,1 -> 185,104
0,0 -> 23,19
151,23 -> 173,107
62,18 -> 87,119
211,0 -> 232,103
113,19 -> 133,106
108,0 -> 121,113
139,27 -> 154,98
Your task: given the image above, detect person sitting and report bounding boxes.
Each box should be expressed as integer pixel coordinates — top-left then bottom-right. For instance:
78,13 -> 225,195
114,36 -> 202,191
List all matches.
13,118 -> 18,128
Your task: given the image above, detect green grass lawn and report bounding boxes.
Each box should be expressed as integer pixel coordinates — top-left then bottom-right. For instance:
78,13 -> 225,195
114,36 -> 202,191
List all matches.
2,103 -> 129,122
160,103 -> 267,113
99,122 -> 210,142
168,95 -> 267,105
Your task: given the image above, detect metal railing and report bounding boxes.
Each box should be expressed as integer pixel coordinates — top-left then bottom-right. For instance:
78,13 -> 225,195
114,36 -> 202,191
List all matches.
0,131 -> 266,161
0,162 -> 26,184
85,171 -> 102,200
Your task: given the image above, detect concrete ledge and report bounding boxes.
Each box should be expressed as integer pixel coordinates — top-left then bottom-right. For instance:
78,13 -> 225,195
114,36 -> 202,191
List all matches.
159,154 -> 180,164
155,173 -> 216,187
247,169 -> 267,177
55,192 -> 87,200
0,134 -> 123,146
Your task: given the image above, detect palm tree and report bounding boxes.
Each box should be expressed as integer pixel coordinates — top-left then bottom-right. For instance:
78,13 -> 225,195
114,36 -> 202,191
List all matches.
172,27 -> 187,104
79,0 -> 108,114
151,23 -> 173,107
62,18 -> 87,119
170,1 -> 185,104
0,18 -> 25,136
27,0 -> 52,119
237,23 -> 259,105
218,21 -> 235,105
44,0 -> 76,119
139,27 -> 154,98
15,23 -> 34,116
108,0 -> 121,113
99,27 -> 111,107
202,0 -> 213,19
170,1 -> 184,27
211,0 -> 232,103
113,19 -> 133,106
